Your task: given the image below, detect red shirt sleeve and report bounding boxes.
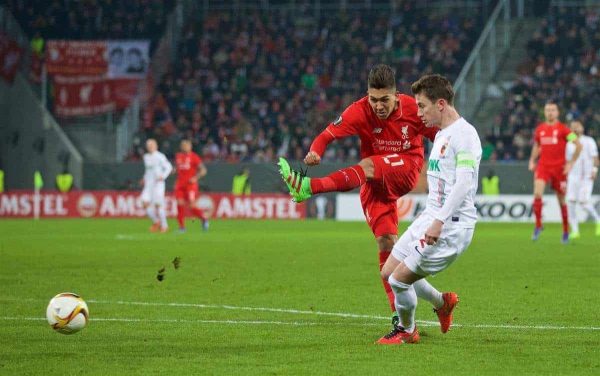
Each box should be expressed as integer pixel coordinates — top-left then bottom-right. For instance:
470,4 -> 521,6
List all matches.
309,102 -> 363,157
560,124 -> 572,140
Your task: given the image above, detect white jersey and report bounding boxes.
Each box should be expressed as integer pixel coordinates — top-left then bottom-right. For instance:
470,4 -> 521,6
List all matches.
566,135 -> 598,180
143,151 -> 172,184
425,118 -> 482,227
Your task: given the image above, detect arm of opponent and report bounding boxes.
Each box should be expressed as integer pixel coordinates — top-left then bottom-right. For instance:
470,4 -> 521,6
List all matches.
563,133 -> 581,175
425,146 -> 479,245
158,156 -> 173,181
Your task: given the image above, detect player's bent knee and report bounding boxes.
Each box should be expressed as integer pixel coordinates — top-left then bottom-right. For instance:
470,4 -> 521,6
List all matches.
376,235 -> 395,253
358,158 -> 375,179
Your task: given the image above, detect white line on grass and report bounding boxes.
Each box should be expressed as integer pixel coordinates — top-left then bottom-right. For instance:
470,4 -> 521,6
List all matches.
0,317 -> 385,327
4,298 -> 600,331
87,300 -> 600,331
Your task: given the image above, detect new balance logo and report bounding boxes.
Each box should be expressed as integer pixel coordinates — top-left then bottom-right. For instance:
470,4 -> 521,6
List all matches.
373,128 -> 382,134
428,159 -> 440,172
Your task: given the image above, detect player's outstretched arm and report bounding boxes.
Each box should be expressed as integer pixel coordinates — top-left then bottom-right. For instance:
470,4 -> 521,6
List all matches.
304,151 -> 321,166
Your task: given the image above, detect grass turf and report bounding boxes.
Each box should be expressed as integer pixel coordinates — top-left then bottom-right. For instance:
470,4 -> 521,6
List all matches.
0,219 -> 598,375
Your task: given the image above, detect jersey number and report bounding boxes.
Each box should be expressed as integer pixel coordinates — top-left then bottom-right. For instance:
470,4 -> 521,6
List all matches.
383,154 -> 405,167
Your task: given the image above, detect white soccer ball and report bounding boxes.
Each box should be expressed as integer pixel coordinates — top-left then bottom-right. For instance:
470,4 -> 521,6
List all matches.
46,293 -> 89,334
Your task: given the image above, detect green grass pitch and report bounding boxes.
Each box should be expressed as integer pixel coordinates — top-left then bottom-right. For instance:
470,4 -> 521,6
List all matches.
0,219 -> 598,375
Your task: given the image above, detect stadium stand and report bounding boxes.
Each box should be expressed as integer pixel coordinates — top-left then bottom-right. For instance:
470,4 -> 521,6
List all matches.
6,0 -> 172,41
486,5 -> 600,162
130,4 -> 484,162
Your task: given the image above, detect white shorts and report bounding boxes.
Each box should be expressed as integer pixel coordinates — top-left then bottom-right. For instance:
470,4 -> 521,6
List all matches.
140,182 -> 165,205
566,178 -> 593,203
391,212 -> 474,276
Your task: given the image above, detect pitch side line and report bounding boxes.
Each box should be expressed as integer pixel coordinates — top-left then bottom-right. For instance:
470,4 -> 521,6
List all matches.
3,316 -> 600,331
1,317 -> 385,327
4,298 -> 600,331
87,299 -> 394,321
87,299 -> 600,331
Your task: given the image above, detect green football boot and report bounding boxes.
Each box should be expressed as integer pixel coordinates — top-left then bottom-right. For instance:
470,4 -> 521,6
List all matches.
278,157 -> 313,203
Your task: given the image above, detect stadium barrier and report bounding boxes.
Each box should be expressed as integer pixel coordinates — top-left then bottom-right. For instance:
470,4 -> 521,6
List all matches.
0,191 -> 305,219
336,194 -> 600,223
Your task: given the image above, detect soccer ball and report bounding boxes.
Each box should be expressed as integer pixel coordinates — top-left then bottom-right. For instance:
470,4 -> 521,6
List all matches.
46,292 -> 89,334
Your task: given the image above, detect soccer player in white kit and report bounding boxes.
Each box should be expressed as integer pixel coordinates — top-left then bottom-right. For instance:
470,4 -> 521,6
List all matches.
377,74 -> 481,345
566,120 -> 600,238
141,139 -> 173,232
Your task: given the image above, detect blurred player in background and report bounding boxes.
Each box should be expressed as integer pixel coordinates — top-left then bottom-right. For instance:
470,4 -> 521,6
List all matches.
175,139 -> 209,232
377,74 -> 481,345
141,139 -> 172,233
278,64 -> 446,323
528,101 -> 581,243
566,120 -> 600,238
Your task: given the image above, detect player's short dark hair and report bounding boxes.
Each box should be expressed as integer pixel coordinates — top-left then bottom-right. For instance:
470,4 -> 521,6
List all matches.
544,100 -> 559,108
368,64 -> 396,90
411,74 -> 454,105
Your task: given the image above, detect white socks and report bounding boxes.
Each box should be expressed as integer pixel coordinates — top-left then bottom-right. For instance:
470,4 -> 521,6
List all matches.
388,275 -> 417,332
414,279 -> 444,309
582,202 -> 600,222
146,206 -> 158,224
568,201 -> 579,233
157,206 -> 168,229
569,201 -> 600,234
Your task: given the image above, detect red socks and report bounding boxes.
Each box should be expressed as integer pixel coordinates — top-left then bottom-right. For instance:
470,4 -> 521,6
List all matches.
191,207 -> 206,221
378,251 -> 396,312
177,204 -> 186,228
533,198 -> 543,228
310,165 -> 366,194
177,205 -> 206,229
560,204 -> 569,233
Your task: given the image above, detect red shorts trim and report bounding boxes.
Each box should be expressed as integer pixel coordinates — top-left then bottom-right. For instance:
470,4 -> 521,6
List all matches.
175,183 -> 199,202
360,154 -> 422,237
535,167 -> 566,195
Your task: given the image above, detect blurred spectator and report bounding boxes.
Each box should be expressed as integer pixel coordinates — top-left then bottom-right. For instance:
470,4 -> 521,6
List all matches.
498,6 -> 600,160
132,3 -> 483,161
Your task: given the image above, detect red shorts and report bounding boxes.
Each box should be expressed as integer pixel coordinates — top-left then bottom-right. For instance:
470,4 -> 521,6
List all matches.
535,166 -> 566,195
175,183 -> 199,202
360,154 -> 422,237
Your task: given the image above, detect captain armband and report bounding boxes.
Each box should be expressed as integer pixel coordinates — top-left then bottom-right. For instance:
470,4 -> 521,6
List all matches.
456,151 -> 476,169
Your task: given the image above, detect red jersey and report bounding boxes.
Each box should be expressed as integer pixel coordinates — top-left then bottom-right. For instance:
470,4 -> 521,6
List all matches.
175,151 -> 202,185
310,94 -> 437,162
534,122 -> 574,168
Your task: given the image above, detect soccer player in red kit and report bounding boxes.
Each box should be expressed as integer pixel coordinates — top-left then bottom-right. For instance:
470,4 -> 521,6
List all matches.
175,139 -> 209,232
279,64 -> 454,329
528,101 -> 581,243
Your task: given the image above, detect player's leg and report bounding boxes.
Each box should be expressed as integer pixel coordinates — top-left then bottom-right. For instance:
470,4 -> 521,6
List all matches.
277,157 -> 368,202
554,175 -> 569,243
566,178 -> 579,238
532,171 -> 548,240
377,261 -> 422,345
579,181 -> 600,236
153,183 -> 168,232
188,187 -> 209,231
360,183 -> 398,312
175,185 -> 187,231
141,186 -> 159,231
380,219 -> 443,311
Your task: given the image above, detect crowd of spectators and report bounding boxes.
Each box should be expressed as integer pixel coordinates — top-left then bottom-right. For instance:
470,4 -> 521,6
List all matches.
7,0 -> 172,41
131,2 -> 483,162
484,6 -> 600,162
